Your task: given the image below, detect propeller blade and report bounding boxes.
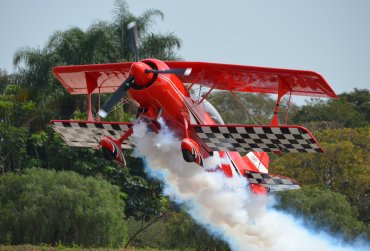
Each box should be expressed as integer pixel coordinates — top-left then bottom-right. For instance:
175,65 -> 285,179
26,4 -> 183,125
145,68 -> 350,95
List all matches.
145,68 -> 192,76
127,22 -> 139,61
98,76 -> 134,118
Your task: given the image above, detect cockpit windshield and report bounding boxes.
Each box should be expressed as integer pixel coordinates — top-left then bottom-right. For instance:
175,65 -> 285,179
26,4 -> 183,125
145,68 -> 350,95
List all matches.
203,99 -> 224,124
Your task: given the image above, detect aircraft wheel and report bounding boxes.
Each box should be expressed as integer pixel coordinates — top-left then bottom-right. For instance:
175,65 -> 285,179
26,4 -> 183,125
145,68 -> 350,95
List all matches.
102,147 -> 115,161
182,149 -> 196,162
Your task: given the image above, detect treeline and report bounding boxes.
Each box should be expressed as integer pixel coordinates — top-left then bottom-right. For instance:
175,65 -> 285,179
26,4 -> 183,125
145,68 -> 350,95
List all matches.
0,0 -> 369,249
0,0 -> 178,248
0,169 -> 127,247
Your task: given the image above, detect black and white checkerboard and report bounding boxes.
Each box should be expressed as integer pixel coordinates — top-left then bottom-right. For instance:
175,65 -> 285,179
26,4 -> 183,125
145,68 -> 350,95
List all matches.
245,171 -> 300,192
192,125 -> 323,153
50,120 -> 134,149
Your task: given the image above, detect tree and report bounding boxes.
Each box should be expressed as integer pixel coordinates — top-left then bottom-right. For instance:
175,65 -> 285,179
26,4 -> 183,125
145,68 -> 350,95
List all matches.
340,88 -> 370,122
274,187 -> 368,240
207,91 -> 298,125
13,0 -> 182,125
291,92 -> 369,129
0,168 -> 127,247
271,127 -> 370,225
0,84 -> 35,173
165,211 -> 230,250
0,69 -> 14,93
3,0 -> 181,223
0,123 -> 27,173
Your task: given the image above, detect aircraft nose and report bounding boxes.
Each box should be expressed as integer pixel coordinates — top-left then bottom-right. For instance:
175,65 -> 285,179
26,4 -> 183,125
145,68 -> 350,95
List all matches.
130,62 -> 154,86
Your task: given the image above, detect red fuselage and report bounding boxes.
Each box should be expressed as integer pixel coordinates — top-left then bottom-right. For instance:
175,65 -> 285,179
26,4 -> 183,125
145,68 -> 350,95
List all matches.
127,59 -> 268,192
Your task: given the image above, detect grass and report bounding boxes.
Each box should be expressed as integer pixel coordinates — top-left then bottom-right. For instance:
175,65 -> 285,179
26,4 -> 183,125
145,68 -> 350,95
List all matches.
0,245 -> 178,251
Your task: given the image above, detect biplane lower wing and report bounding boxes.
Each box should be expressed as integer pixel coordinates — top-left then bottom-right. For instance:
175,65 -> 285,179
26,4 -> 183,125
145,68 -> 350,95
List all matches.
245,171 -> 300,192
50,120 -> 134,149
192,124 -> 324,153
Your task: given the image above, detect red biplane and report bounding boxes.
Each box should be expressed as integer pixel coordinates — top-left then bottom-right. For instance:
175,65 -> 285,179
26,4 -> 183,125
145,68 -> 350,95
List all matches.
50,22 -> 337,194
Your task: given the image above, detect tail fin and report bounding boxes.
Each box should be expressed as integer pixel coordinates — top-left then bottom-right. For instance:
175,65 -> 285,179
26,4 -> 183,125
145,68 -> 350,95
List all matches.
243,152 -> 269,173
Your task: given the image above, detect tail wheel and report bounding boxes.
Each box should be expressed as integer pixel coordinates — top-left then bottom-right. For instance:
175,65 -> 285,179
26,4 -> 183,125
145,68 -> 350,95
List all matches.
182,149 -> 196,162
102,147 -> 115,161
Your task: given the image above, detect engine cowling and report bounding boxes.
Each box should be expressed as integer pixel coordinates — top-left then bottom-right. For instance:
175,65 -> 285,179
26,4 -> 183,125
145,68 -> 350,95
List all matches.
100,136 -> 126,166
181,138 -> 203,166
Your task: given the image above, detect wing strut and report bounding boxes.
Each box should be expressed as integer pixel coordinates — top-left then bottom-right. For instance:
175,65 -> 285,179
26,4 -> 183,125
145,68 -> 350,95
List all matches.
196,84 -> 215,104
284,91 -> 292,124
87,93 -> 94,121
271,77 -> 290,126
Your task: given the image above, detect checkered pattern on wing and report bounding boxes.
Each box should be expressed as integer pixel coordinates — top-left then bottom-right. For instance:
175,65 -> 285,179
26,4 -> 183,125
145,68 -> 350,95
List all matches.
51,121 -> 133,149
193,125 -> 322,153
245,171 -> 300,192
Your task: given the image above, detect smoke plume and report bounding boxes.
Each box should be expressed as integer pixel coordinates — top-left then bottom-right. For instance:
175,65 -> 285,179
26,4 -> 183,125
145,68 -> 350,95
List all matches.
131,121 -> 368,251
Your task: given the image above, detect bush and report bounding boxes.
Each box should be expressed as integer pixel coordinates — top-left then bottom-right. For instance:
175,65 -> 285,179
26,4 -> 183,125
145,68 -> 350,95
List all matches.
0,168 -> 127,247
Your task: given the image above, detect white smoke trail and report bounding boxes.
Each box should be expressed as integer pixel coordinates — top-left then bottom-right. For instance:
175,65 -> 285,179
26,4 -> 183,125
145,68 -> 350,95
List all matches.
131,121 -> 369,251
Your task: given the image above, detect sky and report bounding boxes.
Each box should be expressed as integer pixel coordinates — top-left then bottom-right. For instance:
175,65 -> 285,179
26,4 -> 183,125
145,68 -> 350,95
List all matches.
1,0 -> 369,99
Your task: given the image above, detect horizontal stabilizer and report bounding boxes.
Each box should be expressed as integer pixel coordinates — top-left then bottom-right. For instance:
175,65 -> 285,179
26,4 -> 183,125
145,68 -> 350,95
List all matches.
50,120 -> 134,149
245,171 -> 300,192
192,124 -> 323,153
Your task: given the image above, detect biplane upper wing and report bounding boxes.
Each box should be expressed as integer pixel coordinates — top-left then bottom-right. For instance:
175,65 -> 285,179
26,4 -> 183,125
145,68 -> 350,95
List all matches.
192,124 -> 324,153
165,61 -> 337,98
50,120 -> 134,149
53,61 -> 337,98
52,63 -> 133,95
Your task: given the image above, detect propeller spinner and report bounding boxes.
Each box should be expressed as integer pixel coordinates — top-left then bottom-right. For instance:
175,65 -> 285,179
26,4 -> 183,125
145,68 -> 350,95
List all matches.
98,22 -> 191,118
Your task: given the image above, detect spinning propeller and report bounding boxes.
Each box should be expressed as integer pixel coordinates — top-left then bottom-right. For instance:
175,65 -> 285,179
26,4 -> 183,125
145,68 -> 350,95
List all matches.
98,22 -> 191,118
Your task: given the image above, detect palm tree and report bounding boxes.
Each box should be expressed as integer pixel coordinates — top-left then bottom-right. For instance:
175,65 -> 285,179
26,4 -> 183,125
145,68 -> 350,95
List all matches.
47,21 -> 122,65
112,0 -> 182,61
8,0 -> 183,231
13,0 -> 182,125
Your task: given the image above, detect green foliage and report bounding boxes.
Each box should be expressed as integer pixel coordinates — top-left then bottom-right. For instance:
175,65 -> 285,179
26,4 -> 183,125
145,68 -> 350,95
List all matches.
12,1 -> 182,127
0,123 -> 28,173
274,187 -> 368,240
340,88 -> 370,122
208,92 -> 274,124
0,0 -> 369,247
125,211 -> 230,250
0,168 -> 127,247
165,212 -> 229,250
0,245 -> 167,251
0,84 -> 36,127
0,69 -> 11,93
47,22 -> 121,65
0,0 -> 174,225
271,127 -> 370,226
291,89 -> 370,129
207,91 -> 298,125
126,217 -> 169,248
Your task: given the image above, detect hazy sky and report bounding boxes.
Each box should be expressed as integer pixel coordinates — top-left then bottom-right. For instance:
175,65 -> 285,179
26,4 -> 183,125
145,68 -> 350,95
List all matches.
1,0 -> 369,97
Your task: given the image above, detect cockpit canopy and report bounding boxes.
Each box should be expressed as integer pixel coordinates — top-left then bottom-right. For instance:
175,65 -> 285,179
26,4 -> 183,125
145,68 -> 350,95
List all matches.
204,99 -> 224,125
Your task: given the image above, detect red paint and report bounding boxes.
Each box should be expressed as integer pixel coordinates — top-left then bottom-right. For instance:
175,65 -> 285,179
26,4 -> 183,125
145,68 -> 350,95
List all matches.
51,58 -> 337,193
